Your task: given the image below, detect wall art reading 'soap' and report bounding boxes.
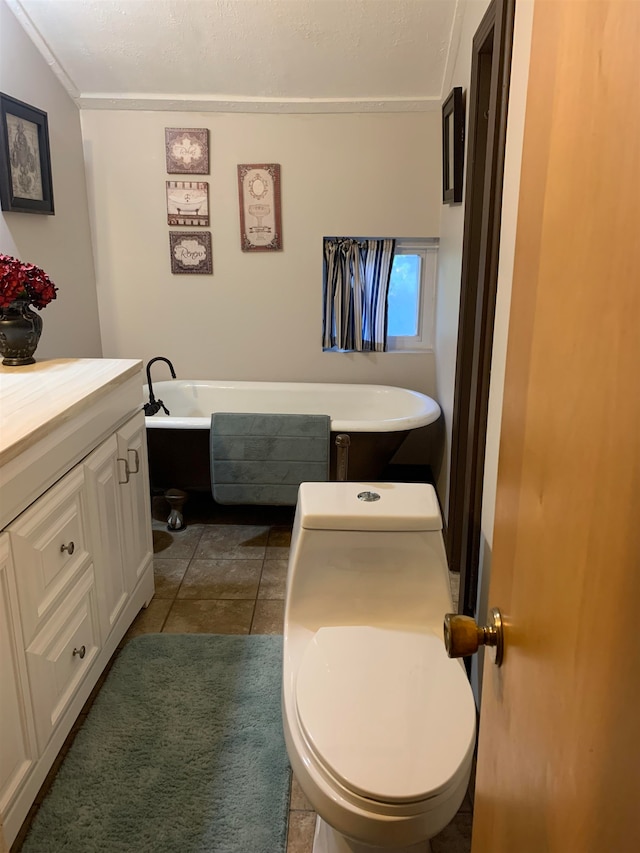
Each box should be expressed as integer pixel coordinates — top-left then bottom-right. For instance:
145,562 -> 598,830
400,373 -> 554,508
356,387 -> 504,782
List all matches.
166,181 -> 209,227
169,231 -> 212,275
165,128 -> 209,175
237,164 -> 282,251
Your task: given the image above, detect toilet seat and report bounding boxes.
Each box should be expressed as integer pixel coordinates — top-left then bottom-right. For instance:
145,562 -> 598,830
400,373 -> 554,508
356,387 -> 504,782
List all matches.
295,626 -> 476,806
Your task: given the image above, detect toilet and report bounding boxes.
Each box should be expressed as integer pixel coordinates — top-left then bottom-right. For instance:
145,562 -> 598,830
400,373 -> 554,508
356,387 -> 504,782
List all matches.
282,482 -> 476,853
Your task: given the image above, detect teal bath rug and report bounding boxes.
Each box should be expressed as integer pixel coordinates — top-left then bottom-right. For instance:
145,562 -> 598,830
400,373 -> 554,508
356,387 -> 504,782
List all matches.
22,634 -> 291,853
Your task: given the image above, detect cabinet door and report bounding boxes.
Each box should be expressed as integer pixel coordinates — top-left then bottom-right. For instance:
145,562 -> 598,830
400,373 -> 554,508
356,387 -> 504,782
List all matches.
0,534 -> 36,821
83,435 -> 128,641
116,412 -> 153,587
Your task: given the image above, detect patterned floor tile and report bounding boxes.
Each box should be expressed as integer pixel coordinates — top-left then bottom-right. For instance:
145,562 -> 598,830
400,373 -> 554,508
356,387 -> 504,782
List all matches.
122,599 -> 172,642
153,558 -> 189,598
151,524 -> 205,559
195,525 -> 269,560
251,599 -> 285,634
177,559 -> 262,599
290,775 -> 314,811
163,599 -> 254,634
286,810 -> 316,853
258,559 -> 288,599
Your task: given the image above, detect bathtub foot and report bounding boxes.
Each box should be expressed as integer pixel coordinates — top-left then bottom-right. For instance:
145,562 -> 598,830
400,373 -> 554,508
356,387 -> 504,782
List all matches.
165,488 -> 188,530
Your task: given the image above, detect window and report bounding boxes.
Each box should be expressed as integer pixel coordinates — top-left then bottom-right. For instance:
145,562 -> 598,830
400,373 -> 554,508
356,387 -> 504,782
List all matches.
322,237 -> 438,354
386,238 -> 438,351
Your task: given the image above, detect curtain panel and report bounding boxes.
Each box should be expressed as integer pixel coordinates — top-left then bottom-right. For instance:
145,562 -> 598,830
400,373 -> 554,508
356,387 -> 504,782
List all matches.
322,238 -> 396,352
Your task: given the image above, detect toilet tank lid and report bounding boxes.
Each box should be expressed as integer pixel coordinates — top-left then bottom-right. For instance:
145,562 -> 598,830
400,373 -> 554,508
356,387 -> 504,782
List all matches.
298,482 -> 442,531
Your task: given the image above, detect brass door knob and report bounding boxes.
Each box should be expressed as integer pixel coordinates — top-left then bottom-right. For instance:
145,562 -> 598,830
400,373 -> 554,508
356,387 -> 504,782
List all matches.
443,608 -> 504,666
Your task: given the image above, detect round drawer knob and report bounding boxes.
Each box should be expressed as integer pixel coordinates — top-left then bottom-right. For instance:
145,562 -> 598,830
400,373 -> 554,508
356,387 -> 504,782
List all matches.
72,645 -> 86,659
60,541 -> 75,555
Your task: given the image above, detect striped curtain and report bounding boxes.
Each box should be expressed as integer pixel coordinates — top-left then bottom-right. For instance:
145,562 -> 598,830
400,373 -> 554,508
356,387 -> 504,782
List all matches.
322,238 -> 396,352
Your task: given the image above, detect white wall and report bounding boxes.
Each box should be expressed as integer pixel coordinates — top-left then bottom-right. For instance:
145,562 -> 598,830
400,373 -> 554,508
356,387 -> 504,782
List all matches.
81,110 -> 440,401
0,0 -> 102,360
433,0 -> 491,515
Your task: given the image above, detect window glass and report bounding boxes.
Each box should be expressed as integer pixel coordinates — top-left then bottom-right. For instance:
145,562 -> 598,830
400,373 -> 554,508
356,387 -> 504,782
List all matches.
387,239 -> 438,351
388,254 -> 421,337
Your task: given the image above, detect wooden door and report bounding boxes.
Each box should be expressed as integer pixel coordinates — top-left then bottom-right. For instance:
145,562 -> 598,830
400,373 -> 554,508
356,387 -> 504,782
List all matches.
472,1 -> 640,850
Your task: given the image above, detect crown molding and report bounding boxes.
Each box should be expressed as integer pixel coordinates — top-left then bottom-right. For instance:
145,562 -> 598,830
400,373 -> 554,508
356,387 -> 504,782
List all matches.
76,94 -> 442,113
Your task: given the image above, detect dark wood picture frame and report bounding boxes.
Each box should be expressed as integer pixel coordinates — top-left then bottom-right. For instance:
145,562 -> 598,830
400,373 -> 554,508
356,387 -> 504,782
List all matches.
237,164 -> 282,251
442,86 -> 465,204
0,93 -> 54,215
165,127 -> 210,175
169,231 -> 213,275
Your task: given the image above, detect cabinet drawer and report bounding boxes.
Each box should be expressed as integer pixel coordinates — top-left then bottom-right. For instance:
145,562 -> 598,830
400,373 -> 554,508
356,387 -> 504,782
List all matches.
9,466 -> 91,645
25,568 -> 100,752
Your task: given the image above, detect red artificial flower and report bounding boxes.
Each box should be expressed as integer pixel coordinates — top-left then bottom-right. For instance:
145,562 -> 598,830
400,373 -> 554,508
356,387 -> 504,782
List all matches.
0,254 -> 58,310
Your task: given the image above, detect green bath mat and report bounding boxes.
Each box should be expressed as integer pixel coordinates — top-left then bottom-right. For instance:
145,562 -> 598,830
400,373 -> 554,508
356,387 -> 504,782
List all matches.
22,634 -> 291,853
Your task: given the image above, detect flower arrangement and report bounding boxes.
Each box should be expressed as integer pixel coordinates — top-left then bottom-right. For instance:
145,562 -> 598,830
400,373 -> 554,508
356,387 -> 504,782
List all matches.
0,253 -> 58,311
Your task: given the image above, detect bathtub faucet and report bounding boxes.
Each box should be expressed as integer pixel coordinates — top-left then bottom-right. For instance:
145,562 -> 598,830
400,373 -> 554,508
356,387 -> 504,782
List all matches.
144,357 -> 176,416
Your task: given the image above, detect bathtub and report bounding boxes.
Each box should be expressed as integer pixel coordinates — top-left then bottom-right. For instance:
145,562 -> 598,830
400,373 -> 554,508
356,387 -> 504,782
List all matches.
144,380 -> 441,493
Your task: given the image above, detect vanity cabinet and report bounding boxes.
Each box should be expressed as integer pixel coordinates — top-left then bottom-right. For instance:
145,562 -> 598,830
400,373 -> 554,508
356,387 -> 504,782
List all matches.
0,534 -> 36,834
0,359 -> 154,848
84,412 -> 152,642
115,413 -> 153,588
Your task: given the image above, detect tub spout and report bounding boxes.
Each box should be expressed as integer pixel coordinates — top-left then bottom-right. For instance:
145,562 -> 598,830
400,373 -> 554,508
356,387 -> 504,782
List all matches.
144,357 -> 176,416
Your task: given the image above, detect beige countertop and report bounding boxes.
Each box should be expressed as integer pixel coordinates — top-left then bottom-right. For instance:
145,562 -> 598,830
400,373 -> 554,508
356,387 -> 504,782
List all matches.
0,358 -> 142,464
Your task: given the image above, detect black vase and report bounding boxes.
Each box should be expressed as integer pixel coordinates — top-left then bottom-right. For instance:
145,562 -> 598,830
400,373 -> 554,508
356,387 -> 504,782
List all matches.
0,298 -> 43,366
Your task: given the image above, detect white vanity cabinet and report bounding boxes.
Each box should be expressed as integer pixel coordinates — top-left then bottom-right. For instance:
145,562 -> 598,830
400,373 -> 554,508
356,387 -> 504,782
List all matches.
115,412 -> 153,589
0,359 -> 154,848
84,411 -> 153,643
0,534 -> 37,835
8,464 -> 101,753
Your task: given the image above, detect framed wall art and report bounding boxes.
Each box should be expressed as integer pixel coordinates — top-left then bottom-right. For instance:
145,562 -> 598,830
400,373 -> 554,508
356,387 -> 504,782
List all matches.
237,164 -> 282,251
169,231 -> 212,274
442,86 -> 465,204
0,92 -> 54,214
166,181 -> 209,227
165,128 -> 209,175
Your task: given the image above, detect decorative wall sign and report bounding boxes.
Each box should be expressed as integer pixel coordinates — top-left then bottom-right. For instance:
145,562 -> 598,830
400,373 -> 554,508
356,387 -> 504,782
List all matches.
165,128 -> 209,174
442,86 -> 465,204
166,181 -> 209,227
169,231 -> 212,274
0,92 -> 54,214
237,164 -> 282,251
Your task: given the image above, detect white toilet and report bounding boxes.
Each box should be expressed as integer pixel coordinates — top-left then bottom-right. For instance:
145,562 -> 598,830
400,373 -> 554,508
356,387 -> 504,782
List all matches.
282,482 -> 476,853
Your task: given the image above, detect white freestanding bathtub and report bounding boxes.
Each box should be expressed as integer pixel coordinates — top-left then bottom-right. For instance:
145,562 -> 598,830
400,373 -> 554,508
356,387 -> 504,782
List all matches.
144,379 -> 441,492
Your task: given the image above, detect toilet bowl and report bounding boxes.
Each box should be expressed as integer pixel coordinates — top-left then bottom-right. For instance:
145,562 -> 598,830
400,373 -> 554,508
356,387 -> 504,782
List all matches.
282,482 -> 476,853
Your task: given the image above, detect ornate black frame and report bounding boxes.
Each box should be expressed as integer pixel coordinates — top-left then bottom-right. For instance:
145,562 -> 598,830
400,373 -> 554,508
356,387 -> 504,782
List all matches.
442,86 -> 465,204
0,93 -> 54,215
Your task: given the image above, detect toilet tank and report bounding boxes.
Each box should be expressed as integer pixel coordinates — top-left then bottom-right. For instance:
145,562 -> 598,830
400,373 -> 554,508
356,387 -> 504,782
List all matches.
285,483 -> 453,635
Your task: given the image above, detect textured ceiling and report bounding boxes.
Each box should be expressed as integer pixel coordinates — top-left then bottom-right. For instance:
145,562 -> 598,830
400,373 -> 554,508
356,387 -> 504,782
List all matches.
7,0 -> 463,111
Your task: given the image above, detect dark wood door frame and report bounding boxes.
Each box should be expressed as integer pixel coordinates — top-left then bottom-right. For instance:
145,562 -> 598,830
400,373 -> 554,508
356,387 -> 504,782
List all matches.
446,0 -> 515,617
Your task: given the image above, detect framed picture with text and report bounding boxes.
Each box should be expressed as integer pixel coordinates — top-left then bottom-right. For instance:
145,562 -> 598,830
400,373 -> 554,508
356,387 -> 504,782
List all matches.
237,164 -> 282,251
169,231 -> 213,274
165,128 -> 209,175
0,92 -> 54,214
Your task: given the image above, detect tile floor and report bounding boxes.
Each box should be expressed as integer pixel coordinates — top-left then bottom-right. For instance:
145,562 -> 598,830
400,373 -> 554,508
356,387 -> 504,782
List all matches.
12,496 -> 473,853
